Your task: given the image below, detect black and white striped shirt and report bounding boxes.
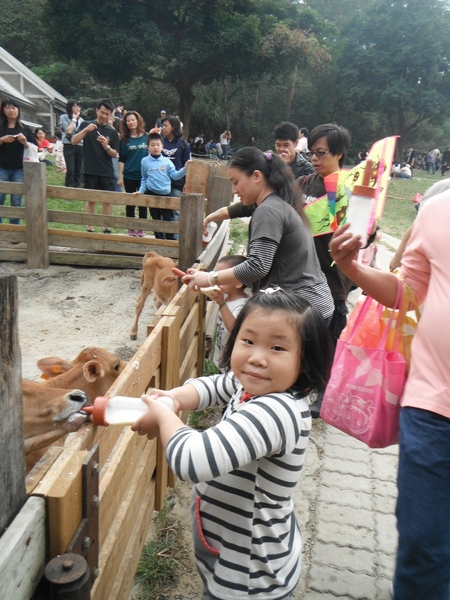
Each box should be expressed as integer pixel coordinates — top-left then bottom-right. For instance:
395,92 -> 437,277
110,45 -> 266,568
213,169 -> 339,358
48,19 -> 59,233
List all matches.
166,373 -> 311,599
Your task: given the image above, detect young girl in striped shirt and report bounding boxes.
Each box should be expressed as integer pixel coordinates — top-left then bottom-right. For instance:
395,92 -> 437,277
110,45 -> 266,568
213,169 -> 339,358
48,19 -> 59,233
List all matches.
132,288 -> 332,599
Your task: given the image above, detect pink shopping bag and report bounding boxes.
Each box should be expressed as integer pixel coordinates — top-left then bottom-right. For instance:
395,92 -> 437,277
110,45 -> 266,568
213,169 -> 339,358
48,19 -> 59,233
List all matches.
320,284 -> 408,448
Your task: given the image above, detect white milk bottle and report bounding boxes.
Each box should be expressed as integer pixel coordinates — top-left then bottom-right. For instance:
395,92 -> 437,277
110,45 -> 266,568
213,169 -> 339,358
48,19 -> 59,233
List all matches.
84,395 -> 174,426
346,159 -> 376,245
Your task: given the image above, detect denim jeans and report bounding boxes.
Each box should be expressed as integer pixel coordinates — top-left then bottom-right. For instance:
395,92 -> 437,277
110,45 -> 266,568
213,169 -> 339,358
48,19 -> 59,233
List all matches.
0,166 -> 24,224
393,407 -> 450,599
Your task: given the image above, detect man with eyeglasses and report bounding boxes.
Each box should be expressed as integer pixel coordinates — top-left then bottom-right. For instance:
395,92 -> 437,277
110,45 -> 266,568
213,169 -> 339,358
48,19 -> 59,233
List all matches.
297,123 -> 375,417
71,99 -> 120,233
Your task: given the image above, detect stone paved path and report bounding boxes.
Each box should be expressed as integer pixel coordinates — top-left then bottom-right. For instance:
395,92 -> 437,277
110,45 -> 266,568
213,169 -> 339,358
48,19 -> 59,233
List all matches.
294,232 -> 401,600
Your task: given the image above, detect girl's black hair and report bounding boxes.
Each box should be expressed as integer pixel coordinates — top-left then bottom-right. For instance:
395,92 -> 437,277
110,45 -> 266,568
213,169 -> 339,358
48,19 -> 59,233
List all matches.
228,147 -> 308,224
162,115 -> 182,138
220,289 -> 333,397
65,100 -> 79,119
308,123 -> 351,168
0,98 -> 23,130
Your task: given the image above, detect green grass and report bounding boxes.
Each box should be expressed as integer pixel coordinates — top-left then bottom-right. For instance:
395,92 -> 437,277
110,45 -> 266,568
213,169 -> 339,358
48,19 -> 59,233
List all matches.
228,219 -> 249,254
381,172 -> 448,238
134,493 -> 189,600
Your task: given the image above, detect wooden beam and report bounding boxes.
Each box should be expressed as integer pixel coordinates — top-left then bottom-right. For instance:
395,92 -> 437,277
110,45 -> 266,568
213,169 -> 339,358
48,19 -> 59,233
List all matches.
178,193 -> 203,272
0,496 -> 46,600
24,161 -> 49,268
46,450 -> 89,557
0,273 -> 26,535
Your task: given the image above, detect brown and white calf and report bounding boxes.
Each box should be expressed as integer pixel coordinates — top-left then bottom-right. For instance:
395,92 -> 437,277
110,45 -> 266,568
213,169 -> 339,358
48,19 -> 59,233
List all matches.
130,252 -> 179,340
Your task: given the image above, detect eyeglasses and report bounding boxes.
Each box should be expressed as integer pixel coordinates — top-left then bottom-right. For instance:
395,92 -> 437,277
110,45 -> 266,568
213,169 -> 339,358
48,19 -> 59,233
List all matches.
309,150 -> 331,158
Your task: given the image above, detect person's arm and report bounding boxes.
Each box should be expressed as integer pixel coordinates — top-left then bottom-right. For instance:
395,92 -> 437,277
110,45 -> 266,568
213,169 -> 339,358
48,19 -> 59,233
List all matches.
71,122 -> 94,145
329,224 -> 399,306
183,238 -> 277,289
131,383 -> 200,445
209,289 -> 237,332
389,224 -> 413,272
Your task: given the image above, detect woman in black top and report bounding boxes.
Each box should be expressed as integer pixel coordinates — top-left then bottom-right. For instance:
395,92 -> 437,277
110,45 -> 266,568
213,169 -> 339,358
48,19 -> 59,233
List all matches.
0,98 -> 34,224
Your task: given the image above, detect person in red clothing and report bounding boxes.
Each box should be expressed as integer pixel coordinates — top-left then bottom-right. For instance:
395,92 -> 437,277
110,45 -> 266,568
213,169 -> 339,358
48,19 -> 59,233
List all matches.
35,127 -> 54,166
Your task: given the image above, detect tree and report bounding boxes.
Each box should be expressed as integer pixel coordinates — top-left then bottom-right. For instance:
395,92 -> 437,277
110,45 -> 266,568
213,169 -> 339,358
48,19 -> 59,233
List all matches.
43,0 -> 330,136
0,0 -> 50,66
338,0 -> 450,155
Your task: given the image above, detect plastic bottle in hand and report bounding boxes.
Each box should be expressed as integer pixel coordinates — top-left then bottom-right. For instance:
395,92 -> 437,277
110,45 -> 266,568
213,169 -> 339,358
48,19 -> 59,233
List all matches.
84,395 -> 174,426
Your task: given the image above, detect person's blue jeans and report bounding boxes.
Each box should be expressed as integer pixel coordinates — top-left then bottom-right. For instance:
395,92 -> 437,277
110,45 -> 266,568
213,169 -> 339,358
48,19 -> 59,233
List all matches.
393,407 -> 450,599
0,166 -> 24,224
427,162 -> 436,175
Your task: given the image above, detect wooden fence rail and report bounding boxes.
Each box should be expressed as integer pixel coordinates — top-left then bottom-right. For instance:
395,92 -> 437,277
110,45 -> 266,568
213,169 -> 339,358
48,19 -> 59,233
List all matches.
0,166 -> 232,598
0,159 -> 232,271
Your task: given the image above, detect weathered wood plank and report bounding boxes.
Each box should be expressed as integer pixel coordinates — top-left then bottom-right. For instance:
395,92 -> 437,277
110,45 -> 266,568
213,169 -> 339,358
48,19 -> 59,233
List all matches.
0,248 -> 27,263
180,302 -> 200,359
46,185 -> 181,209
98,430 -> 155,547
178,193 -> 204,272
0,273 -> 26,535
207,175 -> 233,216
0,496 -> 45,600
91,442 -> 155,600
49,252 -> 144,269
106,481 -> 155,600
26,447 -> 64,495
47,211 -> 180,235
24,161 -> 49,268
46,450 -> 88,557
184,159 -> 213,194
0,181 -> 23,194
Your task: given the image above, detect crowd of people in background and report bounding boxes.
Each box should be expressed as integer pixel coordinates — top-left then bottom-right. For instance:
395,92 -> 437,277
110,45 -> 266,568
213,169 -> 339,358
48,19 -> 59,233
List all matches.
2,90 -> 450,598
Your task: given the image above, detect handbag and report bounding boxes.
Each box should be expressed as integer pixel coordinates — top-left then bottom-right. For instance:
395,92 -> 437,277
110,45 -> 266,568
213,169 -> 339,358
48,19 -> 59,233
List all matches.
320,282 -> 416,448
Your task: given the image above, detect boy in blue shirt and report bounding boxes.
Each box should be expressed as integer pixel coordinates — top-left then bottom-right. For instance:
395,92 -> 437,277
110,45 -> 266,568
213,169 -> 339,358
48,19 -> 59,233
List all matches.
134,132 -> 191,239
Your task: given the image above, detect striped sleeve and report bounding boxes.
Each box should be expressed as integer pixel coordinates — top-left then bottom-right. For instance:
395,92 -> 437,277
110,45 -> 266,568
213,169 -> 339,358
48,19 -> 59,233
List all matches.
166,390 -> 309,484
232,238 -> 278,286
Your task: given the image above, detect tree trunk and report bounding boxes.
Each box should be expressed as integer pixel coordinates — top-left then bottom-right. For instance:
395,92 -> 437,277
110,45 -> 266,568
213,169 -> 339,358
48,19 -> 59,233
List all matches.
176,81 -> 196,140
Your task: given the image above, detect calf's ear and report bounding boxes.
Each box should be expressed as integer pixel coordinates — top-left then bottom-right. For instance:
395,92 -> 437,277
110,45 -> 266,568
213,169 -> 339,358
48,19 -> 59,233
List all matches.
37,357 -> 73,378
83,360 -> 102,382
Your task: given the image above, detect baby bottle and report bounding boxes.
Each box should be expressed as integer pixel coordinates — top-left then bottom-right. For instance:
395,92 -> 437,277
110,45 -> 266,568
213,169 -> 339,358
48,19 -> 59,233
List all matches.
84,395 -> 174,426
346,159 -> 376,245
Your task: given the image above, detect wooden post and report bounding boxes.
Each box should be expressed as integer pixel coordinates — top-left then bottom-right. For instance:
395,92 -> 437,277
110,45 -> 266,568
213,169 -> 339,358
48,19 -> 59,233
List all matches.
178,193 -> 204,272
155,307 -> 181,510
207,176 -> 233,216
24,161 -> 49,269
0,273 -> 26,535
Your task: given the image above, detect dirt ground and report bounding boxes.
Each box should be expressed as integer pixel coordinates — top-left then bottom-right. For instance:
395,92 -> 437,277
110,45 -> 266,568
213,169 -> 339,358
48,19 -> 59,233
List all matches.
1,260 -> 204,598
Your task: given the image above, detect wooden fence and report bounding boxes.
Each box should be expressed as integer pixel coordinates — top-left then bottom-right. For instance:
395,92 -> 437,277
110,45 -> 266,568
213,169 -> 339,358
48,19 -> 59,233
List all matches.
0,167 -> 232,598
0,158 -> 232,272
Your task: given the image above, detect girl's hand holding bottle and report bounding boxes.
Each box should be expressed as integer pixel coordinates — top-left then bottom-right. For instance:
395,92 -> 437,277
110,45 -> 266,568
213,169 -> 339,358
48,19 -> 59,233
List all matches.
131,395 -> 173,440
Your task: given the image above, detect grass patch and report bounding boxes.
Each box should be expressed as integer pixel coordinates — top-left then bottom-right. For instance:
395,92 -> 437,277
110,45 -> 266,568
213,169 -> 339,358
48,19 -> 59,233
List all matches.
380,172 -> 442,238
228,219 -> 248,253
134,492 -> 190,600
